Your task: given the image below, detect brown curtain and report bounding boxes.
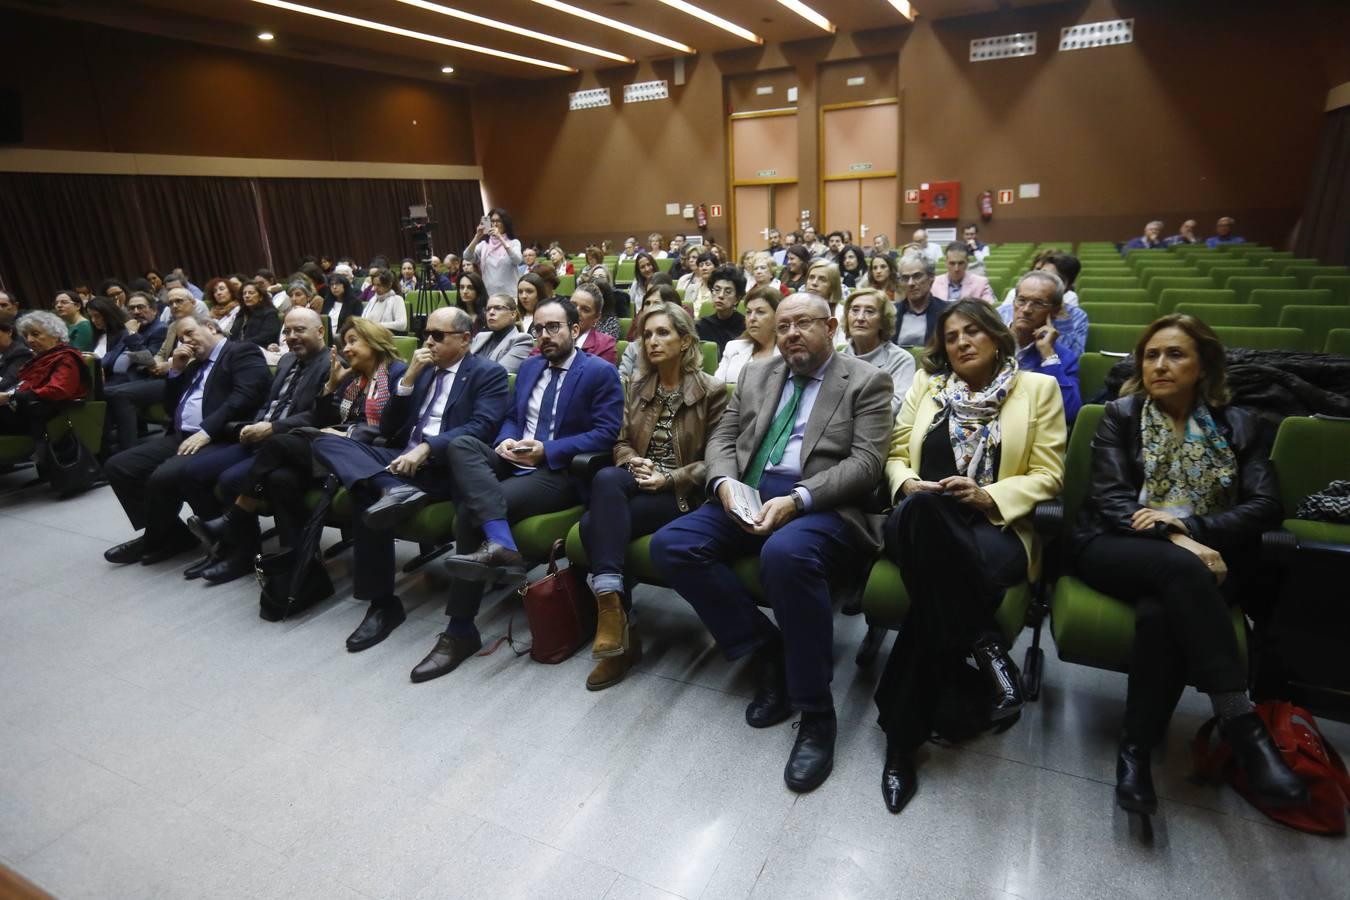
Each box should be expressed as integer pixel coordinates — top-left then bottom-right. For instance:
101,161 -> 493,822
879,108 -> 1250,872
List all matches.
0,173 -> 481,306
1296,105 -> 1350,266
0,173 -> 152,306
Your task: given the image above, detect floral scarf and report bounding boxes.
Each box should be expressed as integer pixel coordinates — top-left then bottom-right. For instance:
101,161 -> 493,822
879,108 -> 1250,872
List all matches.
339,362 -> 392,427
927,358 -> 1018,487
1139,399 -> 1236,517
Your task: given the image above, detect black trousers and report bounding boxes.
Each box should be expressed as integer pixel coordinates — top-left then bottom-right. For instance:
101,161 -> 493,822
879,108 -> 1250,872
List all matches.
0,399 -> 60,440
1074,533 -> 1248,747
104,433 -> 232,546
577,465 -> 683,610
445,433 -> 578,619
874,492 -> 1027,752
232,433 -> 322,548
104,379 -> 166,453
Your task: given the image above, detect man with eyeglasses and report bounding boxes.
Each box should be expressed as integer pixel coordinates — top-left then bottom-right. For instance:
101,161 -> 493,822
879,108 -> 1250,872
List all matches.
103,287 -> 201,453
893,252 -> 950,348
310,306 -> 510,654
696,265 -> 746,358
1004,271 -> 1082,423
426,298 -> 622,682
652,292 -> 893,794
178,308 -> 334,583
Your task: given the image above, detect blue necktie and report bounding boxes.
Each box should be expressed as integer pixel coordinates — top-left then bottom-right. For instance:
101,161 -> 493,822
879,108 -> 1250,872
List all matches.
533,366 -> 563,442
172,361 -> 209,434
408,369 -> 448,449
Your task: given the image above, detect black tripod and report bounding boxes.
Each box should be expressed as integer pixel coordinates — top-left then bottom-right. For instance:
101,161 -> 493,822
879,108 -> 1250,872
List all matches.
408,240 -> 454,340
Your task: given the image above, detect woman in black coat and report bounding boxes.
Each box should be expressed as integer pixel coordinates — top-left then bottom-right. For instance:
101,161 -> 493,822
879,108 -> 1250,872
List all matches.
231,281 -> 282,347
1071,314 -> 1307,816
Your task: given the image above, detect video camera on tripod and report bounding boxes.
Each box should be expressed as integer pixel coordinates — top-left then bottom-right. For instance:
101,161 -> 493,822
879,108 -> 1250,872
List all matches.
400,204 -> 438,264
400,205 -> 452,339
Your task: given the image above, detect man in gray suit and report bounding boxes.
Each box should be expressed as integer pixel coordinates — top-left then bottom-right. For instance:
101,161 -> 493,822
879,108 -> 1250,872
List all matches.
651,292 -> 893,793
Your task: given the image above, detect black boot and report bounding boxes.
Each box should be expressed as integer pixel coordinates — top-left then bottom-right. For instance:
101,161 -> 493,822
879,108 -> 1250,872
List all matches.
201,511 -> 262,585
1115,739 -> 1157,815
188,505 -> 245,551
1221,712 -> 1309,808
972,637 -> 1024,721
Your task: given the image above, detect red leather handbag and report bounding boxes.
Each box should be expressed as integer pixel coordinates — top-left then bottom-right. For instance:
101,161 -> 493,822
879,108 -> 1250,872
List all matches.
517,539 -> 596,664
1193,701 -> 1350,835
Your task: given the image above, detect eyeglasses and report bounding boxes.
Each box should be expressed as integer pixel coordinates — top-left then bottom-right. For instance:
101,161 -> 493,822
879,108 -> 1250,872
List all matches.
898,273 -> 928,284
425,329 -> 468,343
775,316 -> 830,336
485,304 -> 513,314
1013,296 -> 1054,311
528,321 -> 568,337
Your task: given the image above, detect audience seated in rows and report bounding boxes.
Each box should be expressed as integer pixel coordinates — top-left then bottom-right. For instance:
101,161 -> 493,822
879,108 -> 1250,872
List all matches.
470,293 -> 534,374
931,242 -> 996,303
715,285 -> 781,384
1003,271 -> 1083,424
893,252 -> 950,348
697,265 -> 747,357
838,288 -> 916,417
996,250 -> 1088,359
0,311 -> 89,442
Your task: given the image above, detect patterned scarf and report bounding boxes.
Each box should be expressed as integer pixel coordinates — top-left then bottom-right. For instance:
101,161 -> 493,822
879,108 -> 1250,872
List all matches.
927,357 -> 1018,487
339,363 -> 392,427
1139,399 -> 1237,517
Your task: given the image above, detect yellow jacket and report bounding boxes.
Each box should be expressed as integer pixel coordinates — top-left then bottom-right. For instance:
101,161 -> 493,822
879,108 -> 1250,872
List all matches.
886,368 -> 1067,579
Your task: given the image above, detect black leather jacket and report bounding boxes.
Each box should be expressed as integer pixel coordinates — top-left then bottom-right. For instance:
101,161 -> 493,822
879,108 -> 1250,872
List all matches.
1073,394 -> 1281,555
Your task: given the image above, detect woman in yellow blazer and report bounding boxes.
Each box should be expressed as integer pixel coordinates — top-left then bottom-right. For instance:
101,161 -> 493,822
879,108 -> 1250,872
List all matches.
874,299 -> 1066,815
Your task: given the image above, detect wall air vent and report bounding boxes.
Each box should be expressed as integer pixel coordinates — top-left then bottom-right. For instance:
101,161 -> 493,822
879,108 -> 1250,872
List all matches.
969,32 -> 1037,62
623,80 -> 669,104
1060,19 -> 1134,52
569,87 -> 612,111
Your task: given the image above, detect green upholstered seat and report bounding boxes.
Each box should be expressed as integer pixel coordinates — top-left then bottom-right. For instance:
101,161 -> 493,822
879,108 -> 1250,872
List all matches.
655,258 -> 675,273
1287,265 -> 1349,289
1172,304 -> 1263,327
616,261 -> 635,283
1277,305 -> 1350,351
1079,302 -> 1157,325
1209,326 -> 1305,352
1076,352 -> 1123,401
513,505 -> 585,562
1138,267 -> 1198,289
1224,276 -> 1297,306
396,501 -> 457,545
1146,276 -> 1212,305
1269,415 -> 1350,549
557,274 -> 576,295
1194,256 -> 1253,277
1324,329 -> 1350,355
1157,288 -> 1236,315
1086,323 -> 1145,353
1309,275 -> 1350,307
393,335 -> 418,363
1248,289 -> 1335,326
861,559 -> 1031,646
1209,265 -> 1266,289
1077,288 -> 1149,306
701,341 -> 719,375
1075,278 -> 1141,294
1265,258 -> 1319,274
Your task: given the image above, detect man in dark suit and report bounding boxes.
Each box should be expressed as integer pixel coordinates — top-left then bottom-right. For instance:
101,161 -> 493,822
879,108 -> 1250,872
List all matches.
651,292 -> 893,793
103,315 -> 271,565
310,306 -> 510,654
180,307 -> 332,583
422,298 -> 622,682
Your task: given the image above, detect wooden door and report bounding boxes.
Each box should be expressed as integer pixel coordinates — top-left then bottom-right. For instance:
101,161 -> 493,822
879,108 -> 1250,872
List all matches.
820,99 -> 899,246
728,109 -> 799,260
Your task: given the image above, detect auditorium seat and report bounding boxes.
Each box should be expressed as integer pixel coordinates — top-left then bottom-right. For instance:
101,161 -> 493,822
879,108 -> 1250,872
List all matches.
1076,288 -> 1149,306
1138,267 -> 1198,290
1248,288 -> 1335,325
557,274 -> 576,295
0,354 -> 107,488
1224,275 -> 1298,306
393,335 -> 418,363
1086,323 -> 1143,353
1277,305 -> 1350,352
1075,278 -> 1141,294
1172,303 -> 1263,326
1194,257 -> 1254,277
1288,265 -> 1350,289
1079,302 -> 1157,325
1076,351 -> 1122,401
1146,276 -> 1212,305
1210,326 -> 1306,352
1325,328 -> 1350,355
1208,265 -> 1265,289
1158,288 -> 1237,315
616,260 -> 635,284
1267,415 -> 1350,549
1266,257 -> 1320,274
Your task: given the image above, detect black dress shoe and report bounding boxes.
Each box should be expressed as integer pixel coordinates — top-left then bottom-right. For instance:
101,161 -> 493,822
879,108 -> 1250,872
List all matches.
201,554 -> 255,585
785,710 -> 837,793
972,637 -> 1025,721
882,747 -> 918,814
1115,739 -> 1157,815
410,632 -> 483,683
183,554 -> 217,580
105,537 -> 146,565
1221,711 -> 1310,808
140,529 -> 201,565
745,644 -> 792,729
345,601 -> 406,652
362,485 -> 431,531
441,542 -> 527,583
187,513 -> 230,549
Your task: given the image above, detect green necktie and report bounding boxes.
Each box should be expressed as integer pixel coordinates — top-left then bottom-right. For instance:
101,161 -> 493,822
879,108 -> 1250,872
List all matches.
743,375 -> 808,489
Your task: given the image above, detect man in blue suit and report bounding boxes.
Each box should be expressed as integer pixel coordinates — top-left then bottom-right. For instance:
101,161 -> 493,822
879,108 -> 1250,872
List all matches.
310,306 -> 510,654
418,298 -> 623,682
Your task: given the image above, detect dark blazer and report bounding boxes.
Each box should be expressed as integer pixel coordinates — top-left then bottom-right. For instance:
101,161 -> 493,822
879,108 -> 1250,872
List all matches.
313,360 -> 408,428
892,295 -> 950,348
1073,394 -> 1281,554
0,338 -> 33,391
498,349 -> 623,471
253,352 -> 332,433
231,305 -> 282,348
122,319 -> 168,363
164,340 -> 271,441
381,352 -> 509,456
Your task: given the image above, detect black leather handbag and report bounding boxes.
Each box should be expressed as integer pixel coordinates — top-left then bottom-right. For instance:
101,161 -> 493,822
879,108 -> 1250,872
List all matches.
254,474 -> 339,621
37,428 -> 103,498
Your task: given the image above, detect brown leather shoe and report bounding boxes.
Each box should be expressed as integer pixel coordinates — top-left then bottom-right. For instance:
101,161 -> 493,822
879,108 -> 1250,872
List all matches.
592,591 -> 629,659
441,541 -> 527,583
410,632 -> 483,683
586,628 -> 642,692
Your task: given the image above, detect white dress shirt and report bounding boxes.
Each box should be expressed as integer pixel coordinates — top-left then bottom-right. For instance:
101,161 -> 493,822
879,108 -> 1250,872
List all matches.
174,339 -> 226,433
395,359 -> 461,440
523,348 -> 578,442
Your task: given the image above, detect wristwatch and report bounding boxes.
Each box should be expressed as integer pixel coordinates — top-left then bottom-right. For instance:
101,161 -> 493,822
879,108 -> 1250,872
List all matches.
791,490 -> 806,515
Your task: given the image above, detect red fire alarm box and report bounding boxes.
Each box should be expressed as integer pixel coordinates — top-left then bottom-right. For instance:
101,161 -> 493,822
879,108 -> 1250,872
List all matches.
918,181 -> 961,221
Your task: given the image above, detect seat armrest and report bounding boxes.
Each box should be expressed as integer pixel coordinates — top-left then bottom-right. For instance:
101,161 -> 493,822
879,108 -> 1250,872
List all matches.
570,450 -> 614,481
1033,498 -> 1064,535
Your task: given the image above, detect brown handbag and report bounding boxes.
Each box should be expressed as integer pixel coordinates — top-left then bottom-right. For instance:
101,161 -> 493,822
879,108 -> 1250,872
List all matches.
516,539 -> 597,664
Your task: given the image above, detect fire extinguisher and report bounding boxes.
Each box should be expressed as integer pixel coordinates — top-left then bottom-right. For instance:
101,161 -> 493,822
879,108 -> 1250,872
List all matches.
695,203 -> 708,231
978,190 -> 994,222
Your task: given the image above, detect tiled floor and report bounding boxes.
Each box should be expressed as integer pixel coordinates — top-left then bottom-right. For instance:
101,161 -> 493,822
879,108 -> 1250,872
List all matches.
2,475 -> 1347,900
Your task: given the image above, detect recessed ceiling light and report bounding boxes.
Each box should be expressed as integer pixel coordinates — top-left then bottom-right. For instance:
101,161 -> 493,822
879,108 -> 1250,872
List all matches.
247,0 -> 575,72
441,65 -> 454,73
653,0 -> 762,45
886,0 -> 916,20
528,0 -> 695,54
257,31 -> 275,40
394,0 -> 633,64
773,0 -> 834,34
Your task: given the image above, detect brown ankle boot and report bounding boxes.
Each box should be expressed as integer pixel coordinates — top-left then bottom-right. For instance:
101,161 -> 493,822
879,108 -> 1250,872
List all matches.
587,628 -> 642,692
592,591 -> 629,659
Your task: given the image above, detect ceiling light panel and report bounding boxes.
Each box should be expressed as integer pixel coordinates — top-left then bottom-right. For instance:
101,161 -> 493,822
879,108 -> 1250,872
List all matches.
623,79 -> 669,103
528,0 -> 695,54
569,87 -> 611,111
970,32 -> 1037,62
1059,19 -> 1135,52
653,0 -> 763,45
392,0 -> 633,63
247,0 -> 576,72
885,0 -> 916,20
773,0 -> 834,34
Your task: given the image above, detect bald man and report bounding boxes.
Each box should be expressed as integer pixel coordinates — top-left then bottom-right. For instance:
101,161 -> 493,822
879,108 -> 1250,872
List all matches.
179,307 -> 334,582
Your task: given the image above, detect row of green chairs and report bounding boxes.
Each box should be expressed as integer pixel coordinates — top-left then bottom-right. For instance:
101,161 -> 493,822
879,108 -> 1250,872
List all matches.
0,354 -> 108,484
